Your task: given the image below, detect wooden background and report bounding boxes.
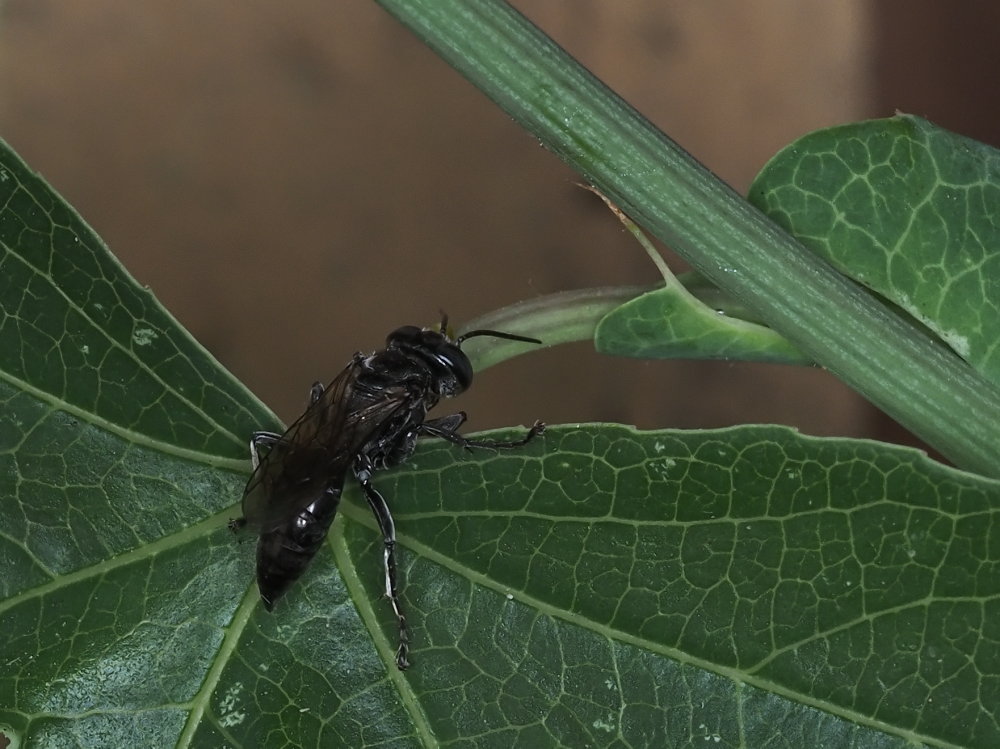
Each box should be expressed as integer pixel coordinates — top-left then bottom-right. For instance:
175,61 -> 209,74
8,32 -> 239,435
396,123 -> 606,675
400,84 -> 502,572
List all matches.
1,1 -> 997,448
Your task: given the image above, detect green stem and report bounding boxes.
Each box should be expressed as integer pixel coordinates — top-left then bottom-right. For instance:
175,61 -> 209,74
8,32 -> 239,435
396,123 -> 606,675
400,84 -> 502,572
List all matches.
458,286 -> 647,370
375,0 -> 1000,477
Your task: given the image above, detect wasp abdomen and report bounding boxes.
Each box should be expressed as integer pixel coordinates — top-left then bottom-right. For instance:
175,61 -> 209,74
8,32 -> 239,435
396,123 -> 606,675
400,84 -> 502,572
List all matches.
255,488 -> 341,609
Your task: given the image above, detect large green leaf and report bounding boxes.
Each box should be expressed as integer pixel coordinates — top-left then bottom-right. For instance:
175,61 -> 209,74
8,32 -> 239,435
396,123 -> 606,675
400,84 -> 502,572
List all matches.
6,408 -> 1000,748
750,114 -> 1000,387
3,141 -> 1000,748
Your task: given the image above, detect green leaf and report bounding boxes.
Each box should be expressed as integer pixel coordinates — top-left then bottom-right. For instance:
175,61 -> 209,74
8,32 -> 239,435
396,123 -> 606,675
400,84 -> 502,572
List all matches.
595,272 -> 811,364
0,142 -> 277,454
9,413 -> 1000,747
750,114 -> 1000,387
378,426 -> 1000,749
583,190 -> 809,364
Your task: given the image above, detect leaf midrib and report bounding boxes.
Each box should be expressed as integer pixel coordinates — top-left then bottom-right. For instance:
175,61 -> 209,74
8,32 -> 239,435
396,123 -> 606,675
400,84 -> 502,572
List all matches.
176,584 -> 260,747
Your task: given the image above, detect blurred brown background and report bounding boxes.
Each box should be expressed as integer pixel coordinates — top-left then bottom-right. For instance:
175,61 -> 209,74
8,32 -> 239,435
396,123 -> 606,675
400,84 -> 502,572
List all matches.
0,1 -> 997,443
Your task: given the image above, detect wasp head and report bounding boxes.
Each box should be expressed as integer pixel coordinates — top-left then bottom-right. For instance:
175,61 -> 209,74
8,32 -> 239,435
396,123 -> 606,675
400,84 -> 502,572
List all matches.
385,322 -> 541,399
385,325 -> 473,397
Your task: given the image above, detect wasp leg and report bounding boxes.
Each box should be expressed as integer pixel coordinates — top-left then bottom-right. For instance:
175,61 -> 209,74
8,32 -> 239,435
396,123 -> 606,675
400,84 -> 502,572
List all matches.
420,416 -> 546,450
228,517 -> 248,533
249,382 -> 321,473
421,412 -> 466,434
249,431 -> 283,471
229,431 -> 286,532
354,460 -> 410,670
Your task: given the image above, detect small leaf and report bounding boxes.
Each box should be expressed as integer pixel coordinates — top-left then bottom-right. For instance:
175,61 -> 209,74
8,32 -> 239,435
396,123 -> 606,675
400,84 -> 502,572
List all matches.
583,185 -> 809,365
596,273 -> 810,364
750,113 -> 1000,386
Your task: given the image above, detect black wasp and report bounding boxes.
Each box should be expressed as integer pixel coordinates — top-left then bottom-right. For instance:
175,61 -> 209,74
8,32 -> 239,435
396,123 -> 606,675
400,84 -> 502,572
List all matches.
230,317 -> 545,669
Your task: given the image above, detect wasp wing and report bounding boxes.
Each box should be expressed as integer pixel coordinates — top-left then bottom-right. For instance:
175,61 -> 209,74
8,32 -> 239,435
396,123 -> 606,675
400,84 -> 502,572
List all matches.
241,360 -> 411,531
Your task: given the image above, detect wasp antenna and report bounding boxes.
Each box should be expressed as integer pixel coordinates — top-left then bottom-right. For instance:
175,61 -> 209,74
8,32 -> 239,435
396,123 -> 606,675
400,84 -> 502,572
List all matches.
457,329 -> 542,346
437,310 -> 450,335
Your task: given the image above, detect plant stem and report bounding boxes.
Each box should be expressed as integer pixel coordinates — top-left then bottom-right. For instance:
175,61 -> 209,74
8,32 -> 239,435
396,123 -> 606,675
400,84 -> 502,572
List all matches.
459,286 -> 647,370
375,0 -> 1000,477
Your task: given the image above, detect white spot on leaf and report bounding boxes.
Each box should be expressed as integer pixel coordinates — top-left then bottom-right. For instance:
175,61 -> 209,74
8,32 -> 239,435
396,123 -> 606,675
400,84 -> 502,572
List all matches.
133,327 -> 158,347
939,329 -> 970,358
592,716 -> 615,733
218,682 -> 246,727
